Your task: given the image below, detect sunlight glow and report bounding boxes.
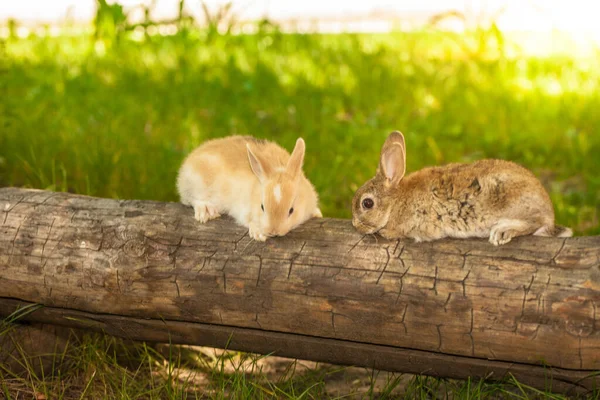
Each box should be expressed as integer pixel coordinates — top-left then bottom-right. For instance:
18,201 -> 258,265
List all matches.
1,0 -> 600,55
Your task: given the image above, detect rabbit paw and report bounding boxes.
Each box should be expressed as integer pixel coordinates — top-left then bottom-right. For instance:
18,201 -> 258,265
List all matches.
249,225 -> 268,242
193,202 -> 221,223
489,229 -> 513,246
378,227 -> 400,240
489,219 -> 528,246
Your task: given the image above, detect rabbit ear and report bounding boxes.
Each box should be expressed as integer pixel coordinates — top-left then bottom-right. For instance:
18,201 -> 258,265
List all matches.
286,138 -> 305,178
383,131 -> 406,151
379,131 -> 406,186
247,144 -> 270,182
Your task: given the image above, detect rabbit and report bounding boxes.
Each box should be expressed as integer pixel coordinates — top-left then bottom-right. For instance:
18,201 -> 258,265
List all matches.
177,135 -> 322,241
351,131 -> 572,246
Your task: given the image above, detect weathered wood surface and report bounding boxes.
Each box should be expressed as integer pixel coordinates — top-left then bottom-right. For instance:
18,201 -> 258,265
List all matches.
1,187 -> 599,392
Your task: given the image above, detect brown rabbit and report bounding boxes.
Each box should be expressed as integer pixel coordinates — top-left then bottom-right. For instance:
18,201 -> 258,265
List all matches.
351,131 -> 572,245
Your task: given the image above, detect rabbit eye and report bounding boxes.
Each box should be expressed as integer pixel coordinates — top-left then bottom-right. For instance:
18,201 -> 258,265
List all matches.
261,204 -> 264,212
289,207 -> 294,216
362,198 -> 374,209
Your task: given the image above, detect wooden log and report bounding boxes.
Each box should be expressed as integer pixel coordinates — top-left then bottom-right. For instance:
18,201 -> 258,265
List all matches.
1,187 -> 599,393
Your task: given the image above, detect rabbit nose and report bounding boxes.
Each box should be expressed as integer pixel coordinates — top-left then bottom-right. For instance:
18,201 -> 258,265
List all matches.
270,228 -> 289,237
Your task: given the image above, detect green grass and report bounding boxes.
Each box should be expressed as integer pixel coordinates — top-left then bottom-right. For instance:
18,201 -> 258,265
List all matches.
1,325 -> 596,399
1,27 -> 599,233
1,24 -> 600,398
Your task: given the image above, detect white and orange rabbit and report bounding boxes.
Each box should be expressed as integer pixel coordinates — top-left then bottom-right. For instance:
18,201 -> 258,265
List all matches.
177,135 -> 322,241
352,131 -> 572,245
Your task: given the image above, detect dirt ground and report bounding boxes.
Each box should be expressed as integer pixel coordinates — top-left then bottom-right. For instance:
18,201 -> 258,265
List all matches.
154,344 -> 410,398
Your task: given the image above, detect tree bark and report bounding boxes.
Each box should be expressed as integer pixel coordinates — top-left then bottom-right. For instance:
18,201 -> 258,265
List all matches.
1,187 -> 599,393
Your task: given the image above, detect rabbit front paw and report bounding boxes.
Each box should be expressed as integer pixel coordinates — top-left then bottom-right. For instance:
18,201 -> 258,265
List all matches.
489,219 -> 529,246
193,202 -> 221,223
489,229 -> 513,246
249,224 -> 268,242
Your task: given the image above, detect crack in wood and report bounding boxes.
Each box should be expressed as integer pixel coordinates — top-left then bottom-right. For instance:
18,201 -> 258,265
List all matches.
469,308 -> 475,356
116,270 -> 122,294
331,311 -> 336,334
461,252 -> 470,269
395,265 -> 412,305
233,231 -> 248,252
40,217 -> 56,268
254,313 -> 262,329
433,249 -> 551,268
530,324 -> 541,341
259,288 -> 373,302
347,235 -> 366,254
285,262 -> 383,274
396,245 -> 406,266
376,246 -> 391,284
432,265 -> 439,295
198,250 -> 218,272
97,225 -> 105,252
329,267 -> 343,280
69,210 -> 78,224
443,293 -> 452,312
220,257 -> 230,272
400,305 -> 408,334
461,270 -> 471,297
174,276 -> 180,298
40,193 -> 61,205
44,234 -> 64,270
436,324 -> 443,351
8,223 -> 22,263
287,241 -> 306,279
392,240 -> 401,255
317,219 -> 328,230
255,255 -> 263,288
518,274 -> 536,326
2,195 -> 24,225
169,236 -> 184,257
551,238 -> 568,265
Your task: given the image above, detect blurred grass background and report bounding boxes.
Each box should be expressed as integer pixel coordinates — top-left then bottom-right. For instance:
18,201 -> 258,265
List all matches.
1,11 -> 599,234
1,1 -> 600,398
